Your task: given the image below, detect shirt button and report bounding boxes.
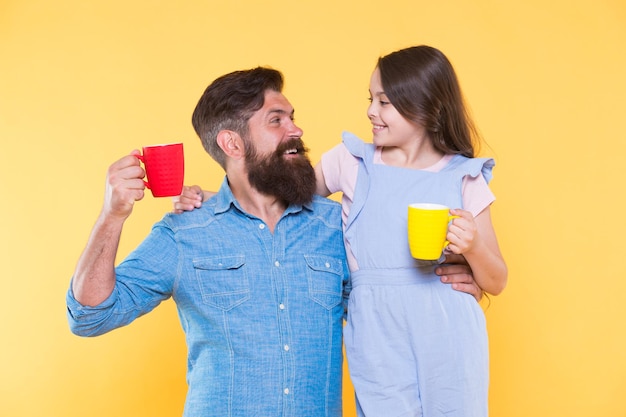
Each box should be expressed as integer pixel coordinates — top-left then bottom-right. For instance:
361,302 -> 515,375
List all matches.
284,345 -> 290,351
279,304 -> 285,310
325,262 -> 330,268
259,224 -> 265,229
274,261 -> 280,267
284,388 -> 290,395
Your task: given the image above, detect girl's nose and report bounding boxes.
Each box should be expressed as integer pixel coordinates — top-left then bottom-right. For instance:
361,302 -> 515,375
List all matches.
367,103 -> 376,120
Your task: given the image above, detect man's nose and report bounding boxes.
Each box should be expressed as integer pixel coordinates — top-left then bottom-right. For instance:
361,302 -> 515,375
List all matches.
288,121 -> 304,138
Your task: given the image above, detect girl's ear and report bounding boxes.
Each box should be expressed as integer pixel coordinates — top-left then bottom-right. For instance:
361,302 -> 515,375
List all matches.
216,130 -> 245,160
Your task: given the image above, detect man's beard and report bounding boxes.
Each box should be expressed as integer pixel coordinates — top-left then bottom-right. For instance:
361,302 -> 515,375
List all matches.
245,138 -> 317,206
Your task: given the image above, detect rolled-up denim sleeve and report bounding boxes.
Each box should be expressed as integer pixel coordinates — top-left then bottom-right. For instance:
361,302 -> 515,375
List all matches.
66,222 -> 179,337
66,285 -> 123,336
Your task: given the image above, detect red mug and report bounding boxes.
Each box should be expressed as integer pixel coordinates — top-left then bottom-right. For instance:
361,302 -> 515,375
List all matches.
137,143 -> 184,197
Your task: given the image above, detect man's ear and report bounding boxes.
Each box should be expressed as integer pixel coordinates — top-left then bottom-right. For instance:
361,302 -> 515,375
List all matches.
216,130 -> 244,159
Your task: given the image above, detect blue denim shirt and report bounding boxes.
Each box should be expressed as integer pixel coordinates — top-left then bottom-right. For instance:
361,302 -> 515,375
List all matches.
67,178 -> 350,417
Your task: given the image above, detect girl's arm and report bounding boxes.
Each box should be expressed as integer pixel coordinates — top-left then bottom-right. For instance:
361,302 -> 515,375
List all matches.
447,207 -> 507,295
314,162 -> 332,197
172,163 -> 331,214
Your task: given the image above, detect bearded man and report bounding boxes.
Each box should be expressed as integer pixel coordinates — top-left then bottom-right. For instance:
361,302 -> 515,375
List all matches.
67,67 -> 349,417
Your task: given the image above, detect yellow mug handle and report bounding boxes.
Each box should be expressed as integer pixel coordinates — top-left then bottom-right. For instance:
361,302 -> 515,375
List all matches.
443,215 -> 461,248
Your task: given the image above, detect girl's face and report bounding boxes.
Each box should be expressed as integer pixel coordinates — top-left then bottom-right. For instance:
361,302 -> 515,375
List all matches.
367,67 -> 426,148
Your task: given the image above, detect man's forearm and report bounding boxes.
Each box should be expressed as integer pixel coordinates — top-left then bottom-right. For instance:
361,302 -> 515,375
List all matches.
72,212 -> 125,306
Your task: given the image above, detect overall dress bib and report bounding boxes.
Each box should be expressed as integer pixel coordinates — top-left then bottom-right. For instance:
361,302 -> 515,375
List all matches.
342,133 -> 493,417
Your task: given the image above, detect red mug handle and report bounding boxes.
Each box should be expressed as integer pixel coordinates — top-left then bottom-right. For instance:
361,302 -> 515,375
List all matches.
135,154 -> 151,190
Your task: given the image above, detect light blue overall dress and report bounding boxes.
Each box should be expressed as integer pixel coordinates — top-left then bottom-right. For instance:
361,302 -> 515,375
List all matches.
341,133 -> 494,417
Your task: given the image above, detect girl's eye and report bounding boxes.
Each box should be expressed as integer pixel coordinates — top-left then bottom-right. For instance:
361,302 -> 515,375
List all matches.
367,97 -> 390,106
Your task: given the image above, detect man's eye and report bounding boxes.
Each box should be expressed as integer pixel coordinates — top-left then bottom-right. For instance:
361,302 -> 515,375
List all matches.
367,97 -> 373,103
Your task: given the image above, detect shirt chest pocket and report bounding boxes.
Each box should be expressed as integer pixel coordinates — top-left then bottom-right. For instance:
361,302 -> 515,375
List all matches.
193,255 -> 250,310
305,255 -> 344,310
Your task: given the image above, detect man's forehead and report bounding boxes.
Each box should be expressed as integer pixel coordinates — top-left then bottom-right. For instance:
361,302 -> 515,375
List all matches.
260,90 -> 294,114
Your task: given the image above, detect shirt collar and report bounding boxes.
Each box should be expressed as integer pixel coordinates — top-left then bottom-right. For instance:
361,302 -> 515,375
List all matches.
214,177 -> 314,217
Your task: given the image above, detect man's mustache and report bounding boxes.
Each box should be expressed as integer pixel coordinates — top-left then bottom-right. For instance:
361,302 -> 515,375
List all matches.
275,138 -> 309,156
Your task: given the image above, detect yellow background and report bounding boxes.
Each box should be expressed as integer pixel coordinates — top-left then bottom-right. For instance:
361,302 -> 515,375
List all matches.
2,0 -> 625,416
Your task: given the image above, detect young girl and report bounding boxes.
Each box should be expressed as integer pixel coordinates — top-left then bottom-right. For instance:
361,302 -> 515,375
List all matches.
317,45 -> 507,417
178,45 -> 507,416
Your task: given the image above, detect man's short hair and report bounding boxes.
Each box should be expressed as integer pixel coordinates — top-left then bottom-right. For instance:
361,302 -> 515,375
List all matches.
192,67 -> 284,169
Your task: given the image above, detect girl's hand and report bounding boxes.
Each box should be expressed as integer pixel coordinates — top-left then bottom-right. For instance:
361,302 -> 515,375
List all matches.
445,209 -> 478,255
446,207 -> 508,296
172,185 -> 204,214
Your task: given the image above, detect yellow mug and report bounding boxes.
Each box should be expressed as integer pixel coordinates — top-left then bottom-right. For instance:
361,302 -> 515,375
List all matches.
407,203 -> 459,260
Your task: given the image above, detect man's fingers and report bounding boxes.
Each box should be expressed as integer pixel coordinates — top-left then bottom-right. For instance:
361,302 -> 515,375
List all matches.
450,282 -> 483,302
441,253 -> 469,266
436,264 -> 471,278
